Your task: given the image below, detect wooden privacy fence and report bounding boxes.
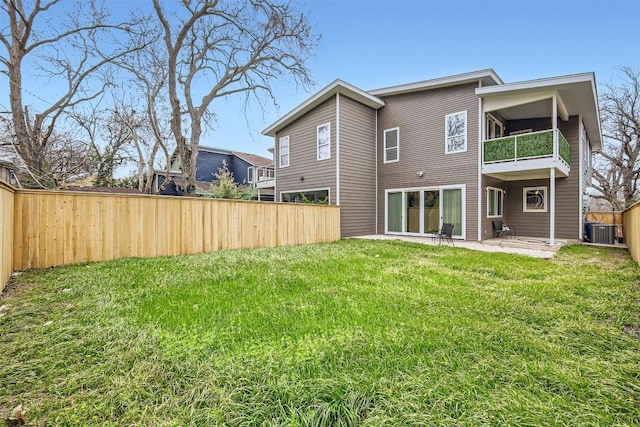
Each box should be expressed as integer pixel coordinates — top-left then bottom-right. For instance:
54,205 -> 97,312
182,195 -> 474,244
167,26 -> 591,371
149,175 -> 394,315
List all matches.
622,202 -> 640,265
2,189 -> 340,289
1,182 -> 14,291
586,211 -> 623,225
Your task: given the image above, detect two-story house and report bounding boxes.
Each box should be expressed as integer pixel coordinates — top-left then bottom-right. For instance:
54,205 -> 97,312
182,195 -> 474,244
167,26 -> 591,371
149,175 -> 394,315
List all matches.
154,145 -> 274,200
263,69 -> 601,243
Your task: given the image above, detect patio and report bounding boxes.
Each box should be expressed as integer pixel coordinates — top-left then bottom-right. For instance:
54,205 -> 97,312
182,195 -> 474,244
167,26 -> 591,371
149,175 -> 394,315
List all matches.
353,235 -> 574,259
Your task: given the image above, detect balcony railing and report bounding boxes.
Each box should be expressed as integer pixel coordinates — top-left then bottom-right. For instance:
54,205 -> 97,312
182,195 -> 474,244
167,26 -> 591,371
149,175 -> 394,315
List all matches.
250,164 -> 275,188
483,129 -> 570,166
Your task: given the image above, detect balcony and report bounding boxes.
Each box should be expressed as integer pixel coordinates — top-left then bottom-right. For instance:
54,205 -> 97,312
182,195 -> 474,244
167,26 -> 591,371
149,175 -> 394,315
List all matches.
251,164 -> 275,188
482,129 -> 570,180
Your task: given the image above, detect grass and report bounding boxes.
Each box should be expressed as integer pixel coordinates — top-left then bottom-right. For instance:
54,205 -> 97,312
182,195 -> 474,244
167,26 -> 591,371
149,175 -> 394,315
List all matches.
1,239 -> 639,426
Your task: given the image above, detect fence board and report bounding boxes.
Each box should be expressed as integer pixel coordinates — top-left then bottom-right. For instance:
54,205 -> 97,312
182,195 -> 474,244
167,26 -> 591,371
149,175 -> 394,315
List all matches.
0,181 -> 15,292
623,202 -> 640,265
11,190 -> 340,271
586,211 -> 623,225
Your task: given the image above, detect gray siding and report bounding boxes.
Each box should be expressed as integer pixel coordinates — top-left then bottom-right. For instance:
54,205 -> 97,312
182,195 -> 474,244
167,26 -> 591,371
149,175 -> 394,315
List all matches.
480,176 -> 506,238
338,96 -> 377,237
275,98 -> 337,204
376,83 -> 481,240
503,116 -> 581,239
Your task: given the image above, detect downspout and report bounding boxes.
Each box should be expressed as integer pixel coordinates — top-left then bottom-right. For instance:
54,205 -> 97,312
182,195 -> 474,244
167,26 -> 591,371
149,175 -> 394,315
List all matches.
336,93 -> 340,206
477,81 -> 484,242
375,108 -> 379,234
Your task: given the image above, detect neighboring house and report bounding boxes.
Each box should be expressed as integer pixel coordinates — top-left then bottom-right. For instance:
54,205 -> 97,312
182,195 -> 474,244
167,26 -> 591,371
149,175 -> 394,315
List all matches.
263,69 -> 602,242
153,145 -> 274,200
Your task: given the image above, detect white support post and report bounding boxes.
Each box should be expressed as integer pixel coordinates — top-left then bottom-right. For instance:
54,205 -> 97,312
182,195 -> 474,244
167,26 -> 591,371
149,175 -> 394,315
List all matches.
552,94 -> 558,159
550,167 -> 555,246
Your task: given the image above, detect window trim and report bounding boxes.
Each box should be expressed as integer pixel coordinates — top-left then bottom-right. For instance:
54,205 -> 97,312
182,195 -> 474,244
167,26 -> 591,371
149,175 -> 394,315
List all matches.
279,135 -> 290,168
384,127 -> 400,163
317,122 -> 331,161
280,187 -> 330,204
486,186 -> 504,218
445,110 -> 467,154
247,166 -> 254,184
486,113 -> 504,140
523,186 -> 547,212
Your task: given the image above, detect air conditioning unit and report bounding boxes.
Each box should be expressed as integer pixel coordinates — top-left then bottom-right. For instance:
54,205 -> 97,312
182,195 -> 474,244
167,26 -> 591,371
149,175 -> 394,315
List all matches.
591,224 -> 615,245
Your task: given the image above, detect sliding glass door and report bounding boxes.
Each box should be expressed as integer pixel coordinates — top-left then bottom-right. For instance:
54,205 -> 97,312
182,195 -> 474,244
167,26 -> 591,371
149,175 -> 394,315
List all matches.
386,186 -> 464,238
442,188 -> 463,238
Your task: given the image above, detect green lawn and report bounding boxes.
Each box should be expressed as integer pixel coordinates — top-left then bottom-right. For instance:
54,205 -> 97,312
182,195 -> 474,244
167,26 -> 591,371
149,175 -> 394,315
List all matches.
1,240 -> 639,426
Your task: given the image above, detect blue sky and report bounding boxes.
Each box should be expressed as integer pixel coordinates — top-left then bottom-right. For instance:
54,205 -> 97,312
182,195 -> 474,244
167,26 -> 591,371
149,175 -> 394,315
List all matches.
3,0 -> 639,166
217,0 -> 640,159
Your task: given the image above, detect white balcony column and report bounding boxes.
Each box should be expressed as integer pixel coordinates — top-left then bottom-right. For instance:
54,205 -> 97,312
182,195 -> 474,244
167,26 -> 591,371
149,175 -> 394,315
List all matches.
552,94 -> 558,159
549,167 -> 556,246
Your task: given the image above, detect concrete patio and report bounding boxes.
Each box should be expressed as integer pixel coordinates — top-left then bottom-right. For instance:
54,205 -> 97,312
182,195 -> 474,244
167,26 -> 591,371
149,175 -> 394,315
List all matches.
352,235 -> 576,259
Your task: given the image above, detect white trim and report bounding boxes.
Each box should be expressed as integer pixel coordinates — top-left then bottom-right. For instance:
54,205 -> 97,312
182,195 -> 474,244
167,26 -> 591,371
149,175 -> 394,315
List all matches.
247,166 -> 254,184
477,87 -> 483,241
278,135 -> 290,168
550,169 -> 555,245
370,69 -> 502,96
280,187 -> 331,204
486,186 -> 504,218
445,110 -> 467,154
523,186 -> 548,212
316,122 -> 331,161
485,113 -> 504,139
336,94 -> 340,206
384,184 -> 466,238
383,127 -> 400,163
375,109 -> 379,234
263,79 -> 384,137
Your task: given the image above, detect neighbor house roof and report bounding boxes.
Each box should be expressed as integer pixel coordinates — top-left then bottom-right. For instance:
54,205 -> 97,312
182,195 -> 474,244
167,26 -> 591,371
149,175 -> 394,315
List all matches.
476,72 -> 602,151
262,79 -> 386,137
232,151 -> 272,166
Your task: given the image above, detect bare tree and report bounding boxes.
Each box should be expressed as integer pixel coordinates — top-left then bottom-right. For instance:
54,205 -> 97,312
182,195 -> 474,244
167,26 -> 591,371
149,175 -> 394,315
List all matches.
0,0 -> 150,188
69,105 -> 139,188
111,41 -> 174,193
152,0 -> 317,196
593,67 -> 640,209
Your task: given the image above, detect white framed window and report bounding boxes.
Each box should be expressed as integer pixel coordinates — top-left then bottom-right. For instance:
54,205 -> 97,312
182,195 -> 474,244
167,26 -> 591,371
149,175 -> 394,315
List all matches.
281,188 -> 330,204
523,186 -> 547,212
486,187 -> 504,217
279,136 -> 290,168
317,122 -> 331,160
486,113 -> 503,139
384,127 -> 399,163
247,166 -> 254,183
445,110 -> 467,154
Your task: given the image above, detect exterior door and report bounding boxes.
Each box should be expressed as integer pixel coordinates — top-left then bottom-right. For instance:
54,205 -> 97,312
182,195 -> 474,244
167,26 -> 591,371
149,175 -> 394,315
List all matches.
386,186 -> 464,238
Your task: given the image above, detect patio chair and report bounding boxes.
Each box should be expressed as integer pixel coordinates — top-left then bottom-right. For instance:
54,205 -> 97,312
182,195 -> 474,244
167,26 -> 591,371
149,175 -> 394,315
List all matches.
436,223 -> 455,246
493,219 -> 515,239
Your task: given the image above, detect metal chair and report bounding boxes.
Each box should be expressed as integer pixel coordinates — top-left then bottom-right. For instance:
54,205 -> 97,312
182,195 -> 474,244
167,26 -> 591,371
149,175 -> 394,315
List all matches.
436,223 -> 455,246
493,219 -> 515,239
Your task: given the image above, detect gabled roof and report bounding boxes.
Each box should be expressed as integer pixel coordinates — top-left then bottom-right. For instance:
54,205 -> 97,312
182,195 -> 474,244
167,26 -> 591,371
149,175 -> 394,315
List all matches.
369,69 -> 503,96
232,151 -> 272,166
262,79 -> 385,137
476,72 -> 602,151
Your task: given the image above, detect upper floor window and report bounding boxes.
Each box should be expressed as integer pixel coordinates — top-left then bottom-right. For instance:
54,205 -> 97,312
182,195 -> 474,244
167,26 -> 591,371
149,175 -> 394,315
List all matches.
279,136 -> 290,168
247,166 -> 254,183
317,123 -> 331,160
445,110 -> 467,154
487,187 -> 504,217
384,127 -> 399,163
